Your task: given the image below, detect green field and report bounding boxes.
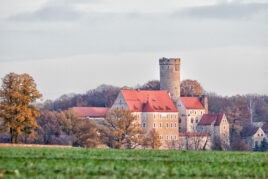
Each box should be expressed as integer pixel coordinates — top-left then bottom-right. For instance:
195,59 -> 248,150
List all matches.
0,147 -> 268,178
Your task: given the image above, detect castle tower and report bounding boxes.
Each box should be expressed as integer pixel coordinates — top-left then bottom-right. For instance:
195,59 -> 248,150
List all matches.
159,57 -> 181,101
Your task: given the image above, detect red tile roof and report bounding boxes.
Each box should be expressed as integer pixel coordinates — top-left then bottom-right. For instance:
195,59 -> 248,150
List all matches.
179,132 -> 210,137
72,107 -> 110,117
198,114 -> 224,126
262,122 -> 268,133
121,90 -> 178,113
180,97 -> 204,109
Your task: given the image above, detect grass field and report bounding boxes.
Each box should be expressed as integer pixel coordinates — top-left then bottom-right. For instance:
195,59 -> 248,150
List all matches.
0,147 -> 268,178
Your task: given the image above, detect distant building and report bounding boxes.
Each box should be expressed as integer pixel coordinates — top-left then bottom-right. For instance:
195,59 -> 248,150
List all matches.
72,107 -> 110,120
244,122 -> 268,150
111,89 -> 179,150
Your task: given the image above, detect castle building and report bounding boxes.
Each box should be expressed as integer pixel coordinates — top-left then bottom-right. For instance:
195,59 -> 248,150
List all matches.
111,90 -> 179,149
82,57 -> 230,150
177,97 -> 207,132
197,114 -> 230,148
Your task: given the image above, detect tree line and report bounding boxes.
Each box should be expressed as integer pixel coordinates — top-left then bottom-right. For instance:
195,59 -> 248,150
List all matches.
1,73 -> 268,151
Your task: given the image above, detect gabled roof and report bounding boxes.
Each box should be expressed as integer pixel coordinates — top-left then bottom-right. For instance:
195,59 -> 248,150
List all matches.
121,90 -> 178,113
180,97 -> 204,109
198,113 -> 224,126
179,132 -> 210,137
72,107 -> 110,117
262,122 -> 268,133
244,127 -> 259,137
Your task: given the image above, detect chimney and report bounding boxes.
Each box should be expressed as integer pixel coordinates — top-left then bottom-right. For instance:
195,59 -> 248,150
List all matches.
200,95 -> 208,114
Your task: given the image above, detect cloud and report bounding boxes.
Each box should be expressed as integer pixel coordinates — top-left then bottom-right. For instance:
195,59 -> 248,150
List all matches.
173,2 -> 268,20
9,5 -> 82,21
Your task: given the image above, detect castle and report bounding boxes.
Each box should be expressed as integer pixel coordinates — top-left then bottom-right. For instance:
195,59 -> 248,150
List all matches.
110,57 -> 230,150
74,57 -> 230,150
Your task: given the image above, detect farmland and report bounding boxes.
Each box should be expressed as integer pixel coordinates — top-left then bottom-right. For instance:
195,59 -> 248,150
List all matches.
0,147 -> 268,178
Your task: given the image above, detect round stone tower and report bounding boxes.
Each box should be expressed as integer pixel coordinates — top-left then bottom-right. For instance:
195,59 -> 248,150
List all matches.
159,57 -> 181,101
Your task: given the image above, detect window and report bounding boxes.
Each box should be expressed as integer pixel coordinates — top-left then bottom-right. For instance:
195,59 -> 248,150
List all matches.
175,123 -> 177,128
175,115 -> 177,119
160,123 -> 162,128
170,136 -> 173,140
154,114 -> 155,119
160,114 -> 162,119
191,118 -> 194,123
179,119 -> 181,123
166,123 -> 169,128
171,114 -> 173,119
201,111 -> 203,115
224,126 -> 226,130
196,120 -> 198,123
190,110 -> 192,114
258,134 -> 260,136
195,111 -> 197,115
174,136 -> 177,140
224,133 -> 226,136
166,135 -> 169,140
153,123 -> 156,128
261,134 -> 263,136
159,135 -> 163,139
119,100 -> 122,104
143,123 -> 146,128
171,123 -> 173,128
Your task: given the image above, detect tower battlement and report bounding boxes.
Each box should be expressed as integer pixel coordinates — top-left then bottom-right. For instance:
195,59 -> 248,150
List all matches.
159,57 -> 180,65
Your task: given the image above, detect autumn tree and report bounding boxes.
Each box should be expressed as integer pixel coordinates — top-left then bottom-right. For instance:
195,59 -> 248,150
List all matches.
143,129 -> 161,150
181,79 -> 203,97
73,119 -> 99,148
0,73 -> 42,143
99,108 -> 145,149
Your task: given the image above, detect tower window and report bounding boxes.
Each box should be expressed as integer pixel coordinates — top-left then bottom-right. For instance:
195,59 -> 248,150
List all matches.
166,123 -> 169,128
171,123 -> 173,128
153,123 -> 156,128
160,123 -> 162,128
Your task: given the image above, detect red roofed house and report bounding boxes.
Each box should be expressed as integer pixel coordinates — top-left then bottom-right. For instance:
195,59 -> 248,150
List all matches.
197,113 -> 230,148
72,107 -> 110,121
111,89 -> 179,149
176,96 -> 208,132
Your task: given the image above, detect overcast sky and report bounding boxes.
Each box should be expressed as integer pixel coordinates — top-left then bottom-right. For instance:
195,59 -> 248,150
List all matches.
0,0 -> 268,100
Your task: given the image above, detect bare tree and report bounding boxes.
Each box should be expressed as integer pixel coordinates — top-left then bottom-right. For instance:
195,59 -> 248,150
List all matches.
246,95 -> 258,124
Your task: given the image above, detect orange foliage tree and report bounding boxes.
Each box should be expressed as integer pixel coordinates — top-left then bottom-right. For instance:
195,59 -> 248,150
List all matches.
99,108 -> 145,149
180,79 -> 203,97
0,73 -> 42,143
143,129 -> 161,150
